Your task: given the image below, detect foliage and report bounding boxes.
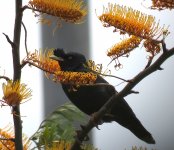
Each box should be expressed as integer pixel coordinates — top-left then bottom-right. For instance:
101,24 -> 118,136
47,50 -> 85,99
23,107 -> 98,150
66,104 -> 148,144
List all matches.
30,102 -> 87,148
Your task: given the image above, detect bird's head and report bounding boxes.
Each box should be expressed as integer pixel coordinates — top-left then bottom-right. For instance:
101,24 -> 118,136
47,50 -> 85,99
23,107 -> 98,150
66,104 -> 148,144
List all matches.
50,48 -> 86,71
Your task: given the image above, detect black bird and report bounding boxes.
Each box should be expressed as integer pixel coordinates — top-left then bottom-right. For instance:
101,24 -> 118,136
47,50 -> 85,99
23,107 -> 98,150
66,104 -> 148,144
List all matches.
50,48 -> 155,144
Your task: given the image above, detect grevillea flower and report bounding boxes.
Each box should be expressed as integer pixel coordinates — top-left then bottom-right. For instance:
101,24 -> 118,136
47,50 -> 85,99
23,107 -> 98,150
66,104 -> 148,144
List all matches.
53,71 -> 97,86
98,3 -> 168,40
107,35 -> 142,58
2,80 -> 32,106
150,0 -> 174,10
28,0 -> 87,23
26,49 -> 97,86
45,140 -> 98,150
26,49 -> 61,76
143,39 -> 161,57
0,125 -> 30,150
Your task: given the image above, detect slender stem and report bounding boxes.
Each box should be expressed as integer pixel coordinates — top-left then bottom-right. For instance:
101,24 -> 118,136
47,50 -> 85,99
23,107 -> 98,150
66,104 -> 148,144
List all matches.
12,0 -> 23,150
21,21 -> 29,55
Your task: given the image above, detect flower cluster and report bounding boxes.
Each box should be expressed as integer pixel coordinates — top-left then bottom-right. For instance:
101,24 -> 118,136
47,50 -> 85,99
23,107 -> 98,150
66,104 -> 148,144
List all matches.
26,49 -> 97,86
151,0 -> 174,10
0,125 -> 30,150
45,140 -> 98,150
28,0 -> 87,23
54,71 -> 97,86
107,35 -> 142,58
2,80 -> 32,106
98,3 -> 167,40
26,49 -> 61,77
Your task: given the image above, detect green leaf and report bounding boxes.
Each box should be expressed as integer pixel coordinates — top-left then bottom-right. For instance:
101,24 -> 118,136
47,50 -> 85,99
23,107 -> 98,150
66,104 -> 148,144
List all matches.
30,102 -> 87,149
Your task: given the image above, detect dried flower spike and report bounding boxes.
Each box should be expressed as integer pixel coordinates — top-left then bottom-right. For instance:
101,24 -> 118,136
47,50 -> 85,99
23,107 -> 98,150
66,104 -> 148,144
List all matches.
29,0 -> 87,23
86,60 -> 111,76
2,80 -> 32,106
151,0 -> 174,10
99,3 -> 168,40
143,39 -> 161,57
107,35 -> 142,58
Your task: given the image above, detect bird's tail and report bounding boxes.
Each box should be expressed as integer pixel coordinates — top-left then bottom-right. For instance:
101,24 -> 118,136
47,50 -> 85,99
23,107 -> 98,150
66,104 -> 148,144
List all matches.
108,98 -> 156,144
118,118 -> 155,144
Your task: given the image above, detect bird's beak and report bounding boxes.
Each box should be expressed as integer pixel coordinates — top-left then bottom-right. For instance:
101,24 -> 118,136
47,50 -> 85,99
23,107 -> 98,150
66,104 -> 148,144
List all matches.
49,55 -> 64,61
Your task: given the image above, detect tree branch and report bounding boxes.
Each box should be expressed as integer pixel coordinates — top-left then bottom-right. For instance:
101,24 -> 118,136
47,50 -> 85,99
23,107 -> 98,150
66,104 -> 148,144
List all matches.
12,0 -> 23,150
70,47 -> 174,150
0,76 -> 11,81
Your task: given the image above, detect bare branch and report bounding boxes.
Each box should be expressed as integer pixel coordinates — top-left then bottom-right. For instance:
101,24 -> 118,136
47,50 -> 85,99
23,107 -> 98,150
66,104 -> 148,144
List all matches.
12,0 -> 23,150
2,33 -> 15,48
144,57 -> 153,69
21,22 -> 29,55
0,76 -> 11,81
162,40 -> 167,53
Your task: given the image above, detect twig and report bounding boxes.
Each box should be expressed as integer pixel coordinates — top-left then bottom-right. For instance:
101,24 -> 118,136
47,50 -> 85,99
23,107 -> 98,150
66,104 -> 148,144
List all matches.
21,60 -> 54,74
2,33 -> 15,48
144,57 -> 153,69
98,72 -> 130,83
162,40 -> 167,53
70,47 -> 174,150
0,76 -> 11,81
21,22 -> 29,55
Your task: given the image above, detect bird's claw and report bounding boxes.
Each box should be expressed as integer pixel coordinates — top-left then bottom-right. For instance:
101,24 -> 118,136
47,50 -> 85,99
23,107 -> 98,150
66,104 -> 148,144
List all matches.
90,113 -> 103,130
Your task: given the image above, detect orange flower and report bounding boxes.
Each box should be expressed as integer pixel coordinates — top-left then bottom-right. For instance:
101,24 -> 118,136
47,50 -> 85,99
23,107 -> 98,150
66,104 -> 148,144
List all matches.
26,49 -> 96,86
0,125 -> 30,150
54,71 -> 97,86
45,140 -> 98,150
98,3 -> 168,40
26,49 -> 61,76
107,35 -> 142,58
2,80 -> 32,106
28,0 -> 87,23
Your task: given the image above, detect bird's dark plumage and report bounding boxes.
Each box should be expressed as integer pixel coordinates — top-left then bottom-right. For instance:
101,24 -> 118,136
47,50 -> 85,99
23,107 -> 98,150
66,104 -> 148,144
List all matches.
51,48 -> 155,144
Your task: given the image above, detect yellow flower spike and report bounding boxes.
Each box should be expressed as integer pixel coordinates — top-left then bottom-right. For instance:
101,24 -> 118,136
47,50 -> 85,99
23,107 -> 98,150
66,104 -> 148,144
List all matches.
54,71 -> 97,86
99,3 -> 168,40
2,80 -> 32,106
28,0 -> 87,23
143,39 -> 161,57
26,49 -> 61,76
45,141 -> 72,150
151,0 -> 174,10
45,140 -> 98,150
26,50 -> 96,86
107,35 -> 142,58
0,125 -> 31,150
